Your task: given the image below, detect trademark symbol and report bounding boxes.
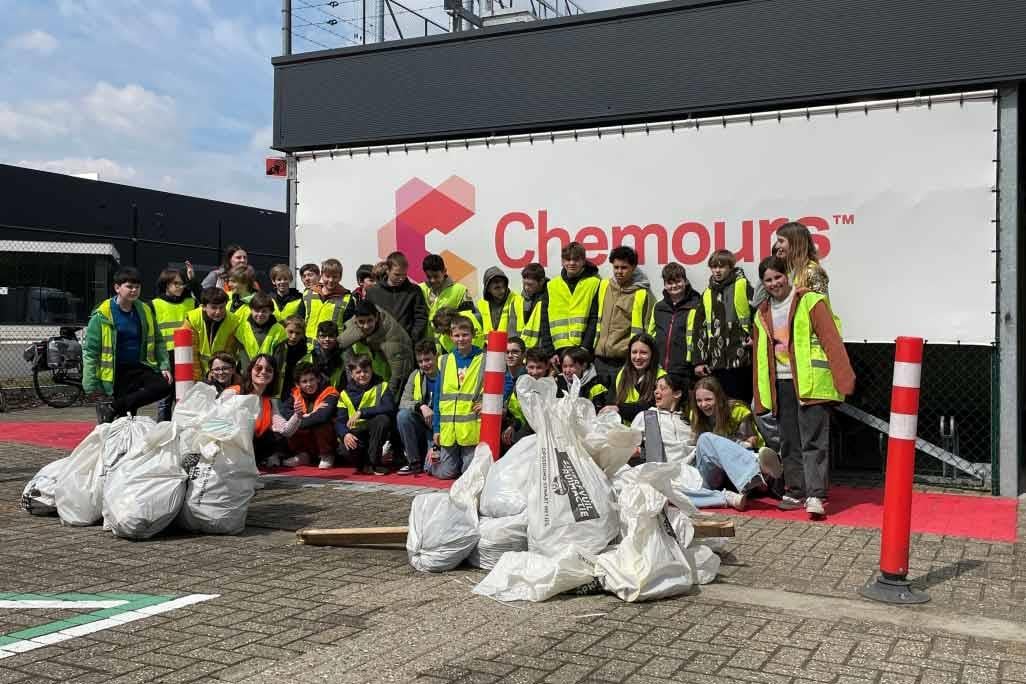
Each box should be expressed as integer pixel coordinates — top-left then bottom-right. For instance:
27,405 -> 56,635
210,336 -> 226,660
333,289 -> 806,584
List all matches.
833,213 -> 855,225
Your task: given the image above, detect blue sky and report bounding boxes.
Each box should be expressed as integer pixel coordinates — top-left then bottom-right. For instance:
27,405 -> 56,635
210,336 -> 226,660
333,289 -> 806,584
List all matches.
0,0 -> 649,211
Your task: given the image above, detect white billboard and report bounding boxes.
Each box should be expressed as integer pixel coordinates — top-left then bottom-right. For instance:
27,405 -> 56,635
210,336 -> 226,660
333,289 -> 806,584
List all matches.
296,93 -> 996,344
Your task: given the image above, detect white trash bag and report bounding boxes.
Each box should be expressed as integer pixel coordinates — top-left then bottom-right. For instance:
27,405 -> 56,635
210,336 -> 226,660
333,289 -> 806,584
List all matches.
472,548 -> 595,602
22,456 -> 71,516
582,411 -> 642,478
685,544 -> 721,585
449,443 -> 492,517
520,376 -> 619,558
102,421 -> 187,540
407,491 -> 479,573
175,385 -> 261,535
479,434 -> 535,518
467,512 -> 528,570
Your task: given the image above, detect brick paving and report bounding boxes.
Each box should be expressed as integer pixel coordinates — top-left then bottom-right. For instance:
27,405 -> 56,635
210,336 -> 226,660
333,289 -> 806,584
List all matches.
1,431 -> 1025,683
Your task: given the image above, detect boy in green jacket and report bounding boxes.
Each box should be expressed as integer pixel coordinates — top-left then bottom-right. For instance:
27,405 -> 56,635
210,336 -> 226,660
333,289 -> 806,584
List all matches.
83,266 -> 171,423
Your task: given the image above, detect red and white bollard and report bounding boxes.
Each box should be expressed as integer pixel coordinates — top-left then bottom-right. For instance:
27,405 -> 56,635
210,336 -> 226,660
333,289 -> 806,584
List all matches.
479,330 -> 508,461
860,336 -> 929,604
172,328 -> 195,402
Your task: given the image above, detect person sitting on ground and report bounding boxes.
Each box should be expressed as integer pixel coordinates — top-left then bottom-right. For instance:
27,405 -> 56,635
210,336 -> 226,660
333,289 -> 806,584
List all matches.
502,346 -> 551,447
278,361 -> 339,468
83,266 -> 171,423
690,376 -> 771,457
269,263 -> 305,321
336,355 -> 395,474
431,316 -> 484,478
556,346 -> 608,413
396,340 -> 440,475
281,315 -> 311,401
338,298 -> 414,401
223,354 -> 288,467
312,320 -> 345,389
235,292 -> 287,387
182,287 -> 238,382
205,351 -> 241,396
504,336 -> 527,401
631,373 -> 776,511
601,333 -> 665,425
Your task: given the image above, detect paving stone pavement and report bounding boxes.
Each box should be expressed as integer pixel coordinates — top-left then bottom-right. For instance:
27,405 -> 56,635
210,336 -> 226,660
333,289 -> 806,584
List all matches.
1,436 -> 1025,683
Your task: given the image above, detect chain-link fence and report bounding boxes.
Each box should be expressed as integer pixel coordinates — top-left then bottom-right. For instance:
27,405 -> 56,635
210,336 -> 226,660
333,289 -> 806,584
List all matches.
835,342 -> 994,490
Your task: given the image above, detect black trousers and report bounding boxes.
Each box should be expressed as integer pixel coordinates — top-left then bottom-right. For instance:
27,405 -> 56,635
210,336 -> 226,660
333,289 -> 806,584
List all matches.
253,431 -> 288,465
112,364 -> 171,416
776,380 -> 831,499
338,414 -> 392,468
712,366 -> 753,404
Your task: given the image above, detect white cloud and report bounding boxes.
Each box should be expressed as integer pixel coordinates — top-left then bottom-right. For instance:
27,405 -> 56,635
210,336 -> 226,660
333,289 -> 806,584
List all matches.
0,102 -> 70,140
82,82 -> 176,134
15,157 -> 138,182
7,29 -> 59,55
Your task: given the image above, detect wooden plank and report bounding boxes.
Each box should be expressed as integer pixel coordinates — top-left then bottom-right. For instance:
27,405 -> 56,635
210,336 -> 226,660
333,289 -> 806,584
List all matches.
692,520 -> 735,539
297,526 -> 409,546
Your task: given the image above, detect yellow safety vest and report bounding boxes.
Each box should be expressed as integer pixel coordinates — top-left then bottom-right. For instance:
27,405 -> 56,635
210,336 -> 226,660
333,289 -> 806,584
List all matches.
228,292 -> 254,323
702,278 -> 752,337
435,311 -> 485,355
337,381 -> 388,431
547,275 -> 600,349
508,390 -> 525,425
613,366 -> 667,403
437,352 -> 484,446
235,321 -> 287,367
304,292 -> 352,343
476,292 -> 522,338
151,297 -> 195,352
596,281 -> 656,340
91,299 -> 162,390
421,281 -> 469,339
412,370 -> 437,403
186,308 -> 239,381
512,295 -> 544,348
351,341 -> 391,382
754,291 -> 844,410
683,308 -> 699,363
273,296 -> 303,321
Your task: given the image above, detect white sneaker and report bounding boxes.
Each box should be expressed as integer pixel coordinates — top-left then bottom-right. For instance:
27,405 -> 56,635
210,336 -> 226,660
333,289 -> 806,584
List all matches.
282,453 -> 310,467
805,497 -> 826,517
758,446 -> 783,480
723,490 -> 748,511
265,454 -> 282,468
318,455 -> 335,470
778,496 -> 804,511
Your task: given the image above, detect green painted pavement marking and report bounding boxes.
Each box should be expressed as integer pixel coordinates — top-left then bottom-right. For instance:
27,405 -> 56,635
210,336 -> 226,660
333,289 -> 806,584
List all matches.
0,593 -> 180,644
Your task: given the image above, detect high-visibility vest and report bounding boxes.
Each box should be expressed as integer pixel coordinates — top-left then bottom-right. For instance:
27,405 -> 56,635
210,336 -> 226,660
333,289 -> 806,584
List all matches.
412,370 -> 436,403
151,297 -> 195,352
421,281 -> 469,339
186,308 -> 239,381
435,311 -> 485,355
596,281 -> 656,339
508,389 -> 525,425
753,291 -> 845,410
229,292 -> 254,323
547,275 -> 600,349
93,299 -> 161,387
350,341 -> 391,383
476,292 -> 522,337
512,295 -> 544,348
291,384 -> 339,415
273,295 -> 303,321
235,321 -> 287,365
613,366 -> 667,403
304,292 -> 352,342
683,308 -> 699,363
702,278 -> 752,337
437,352 -> 484,446
227,385 -> 273,436
338,381 -> 388,431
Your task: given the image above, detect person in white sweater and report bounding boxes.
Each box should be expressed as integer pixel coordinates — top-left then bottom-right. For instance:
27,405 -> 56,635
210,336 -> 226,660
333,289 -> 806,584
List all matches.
631,373 -> 780,510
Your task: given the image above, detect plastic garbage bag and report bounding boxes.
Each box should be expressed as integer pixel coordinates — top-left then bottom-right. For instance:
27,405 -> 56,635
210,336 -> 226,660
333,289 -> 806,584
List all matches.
520,376 -> 619,558
407,491 -> 479,572
594,482 -> 693,602
102,421 -> 187,540
472,548 -> 595,602
449,443 -> 491,518
22,456 -> 71,516
479,435 -> 535,518
175,385 -> 261,535
582,411 -> 642,478
467,512 -> 528,570
685,544 -> 721,585
614,462 -> 700,518
664,505 -> 695,550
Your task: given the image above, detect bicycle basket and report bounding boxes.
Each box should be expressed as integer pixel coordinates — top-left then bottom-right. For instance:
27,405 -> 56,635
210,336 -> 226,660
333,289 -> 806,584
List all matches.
47,337 -> 83,369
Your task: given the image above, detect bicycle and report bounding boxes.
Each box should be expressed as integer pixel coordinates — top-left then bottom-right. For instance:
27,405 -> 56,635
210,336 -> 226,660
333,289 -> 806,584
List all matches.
22,326 -> 85,408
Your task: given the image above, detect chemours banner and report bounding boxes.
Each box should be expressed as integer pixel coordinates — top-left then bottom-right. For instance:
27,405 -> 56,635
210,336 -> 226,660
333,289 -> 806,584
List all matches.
296,93 -> 996,344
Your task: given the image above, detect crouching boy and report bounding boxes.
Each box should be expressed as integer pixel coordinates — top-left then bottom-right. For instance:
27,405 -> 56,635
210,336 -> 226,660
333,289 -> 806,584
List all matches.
279,361 -> 339,468
336,355 -> 395,474
396,340 -> 439,475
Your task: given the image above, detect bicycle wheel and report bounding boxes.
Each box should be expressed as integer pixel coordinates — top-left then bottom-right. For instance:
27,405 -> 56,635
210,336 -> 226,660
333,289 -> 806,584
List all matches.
33,368 -> 84,409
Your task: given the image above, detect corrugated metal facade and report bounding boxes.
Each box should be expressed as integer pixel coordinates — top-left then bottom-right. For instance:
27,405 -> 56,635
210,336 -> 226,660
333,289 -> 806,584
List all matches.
273,0 -> 1026,151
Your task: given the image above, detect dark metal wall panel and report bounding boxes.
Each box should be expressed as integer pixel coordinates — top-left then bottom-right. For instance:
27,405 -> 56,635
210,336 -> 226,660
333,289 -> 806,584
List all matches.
273,0 -> 1026,151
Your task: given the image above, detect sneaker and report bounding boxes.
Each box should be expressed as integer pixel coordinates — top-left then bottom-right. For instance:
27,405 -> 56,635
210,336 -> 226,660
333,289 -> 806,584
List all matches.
359,465 -> 374,475
758,447 -> 783,480
778,495 -> 804,511
318,455 -> 335,470
397,465 -> 422,476
373,465 -> 389,475
265,454 -> 283,468
95,399 -> 115,425
805,497 -> 826,518
282,453 -> 310,467
723,490 -> 748,511
742,473 -> 767,494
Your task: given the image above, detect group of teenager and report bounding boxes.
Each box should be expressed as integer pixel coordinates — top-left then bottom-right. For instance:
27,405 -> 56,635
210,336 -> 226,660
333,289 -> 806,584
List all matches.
81,219 -> 854,518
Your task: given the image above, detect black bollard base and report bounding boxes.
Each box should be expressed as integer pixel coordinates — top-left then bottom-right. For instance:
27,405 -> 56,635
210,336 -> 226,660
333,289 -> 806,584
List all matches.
860,574 -> 930,605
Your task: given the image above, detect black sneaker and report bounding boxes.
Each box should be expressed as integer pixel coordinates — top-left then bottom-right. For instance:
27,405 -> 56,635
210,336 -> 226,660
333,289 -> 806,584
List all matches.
95,399 -> 115,425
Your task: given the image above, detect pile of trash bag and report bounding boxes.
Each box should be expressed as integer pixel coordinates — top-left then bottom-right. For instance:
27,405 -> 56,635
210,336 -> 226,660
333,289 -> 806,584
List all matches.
407,375 -> 722,603
21,383 -> 260,540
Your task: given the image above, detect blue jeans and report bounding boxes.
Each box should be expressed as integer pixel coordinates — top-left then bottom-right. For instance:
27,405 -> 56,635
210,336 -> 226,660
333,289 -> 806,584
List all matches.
683,433 -> 761,508
397,408 -> 431,469
428,445 -> 475,480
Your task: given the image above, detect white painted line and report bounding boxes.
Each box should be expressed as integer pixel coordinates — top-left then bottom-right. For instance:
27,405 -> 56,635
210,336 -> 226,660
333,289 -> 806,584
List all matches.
58,617 -> 124,638
0,600 -> 127,609
28,632 -> 73,646
0,650 -> 15,659
485,350 -> 506,373
0,640 -> 43,654
892,361 -> 922,389
889,412 -> 919,441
